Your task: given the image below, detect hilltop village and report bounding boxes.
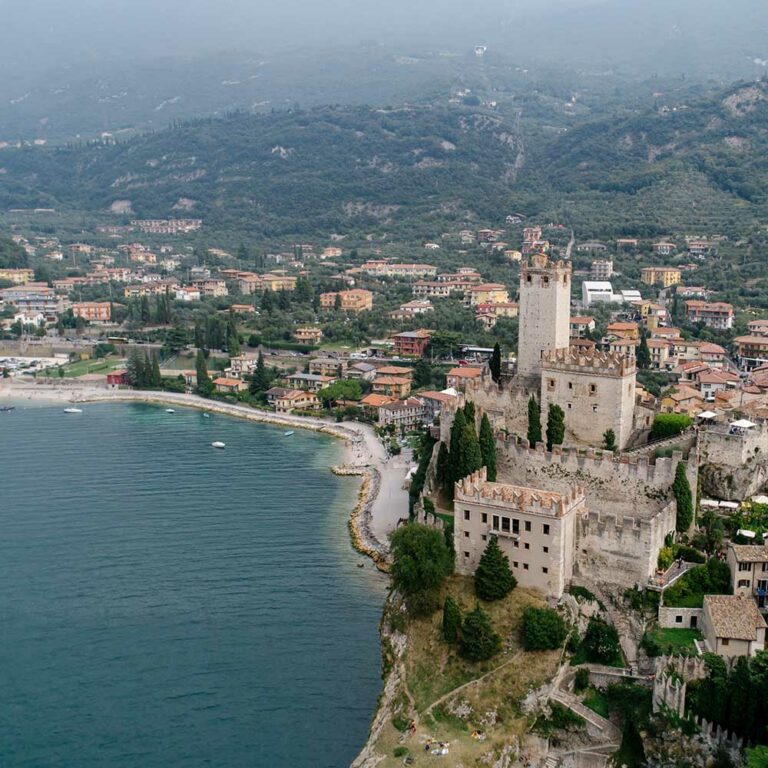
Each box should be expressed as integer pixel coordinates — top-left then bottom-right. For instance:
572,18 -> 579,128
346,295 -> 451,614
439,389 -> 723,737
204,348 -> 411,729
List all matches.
3,218 -> 768,767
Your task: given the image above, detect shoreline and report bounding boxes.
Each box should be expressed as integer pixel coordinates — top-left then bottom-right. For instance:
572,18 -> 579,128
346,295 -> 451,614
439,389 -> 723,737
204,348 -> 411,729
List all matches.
1,381 -> 408,564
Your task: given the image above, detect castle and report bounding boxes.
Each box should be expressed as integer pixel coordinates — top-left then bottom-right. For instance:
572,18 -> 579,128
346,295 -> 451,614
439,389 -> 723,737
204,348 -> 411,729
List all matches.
436,254 -> 695,595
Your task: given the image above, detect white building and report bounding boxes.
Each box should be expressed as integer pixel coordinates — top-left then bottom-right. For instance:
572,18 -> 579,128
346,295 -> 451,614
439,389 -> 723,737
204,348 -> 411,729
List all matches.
581,281 -> 615,307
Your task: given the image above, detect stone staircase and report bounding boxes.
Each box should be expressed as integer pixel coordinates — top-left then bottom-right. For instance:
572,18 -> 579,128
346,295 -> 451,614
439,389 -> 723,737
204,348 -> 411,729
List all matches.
550,689 -> 622,744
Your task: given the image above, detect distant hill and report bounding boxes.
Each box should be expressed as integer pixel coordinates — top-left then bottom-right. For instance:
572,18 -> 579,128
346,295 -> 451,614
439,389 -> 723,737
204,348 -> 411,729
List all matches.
2,80 -> 768,240
0,105 -> 528,238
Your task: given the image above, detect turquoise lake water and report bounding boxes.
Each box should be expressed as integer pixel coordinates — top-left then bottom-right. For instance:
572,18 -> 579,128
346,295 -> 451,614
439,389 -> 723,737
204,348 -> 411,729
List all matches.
0,402 -> 387,767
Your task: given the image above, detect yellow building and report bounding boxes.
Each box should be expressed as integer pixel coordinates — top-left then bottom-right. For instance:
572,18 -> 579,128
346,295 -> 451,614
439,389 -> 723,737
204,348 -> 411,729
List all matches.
319,289 -> 373,313
466,283 -> 510,307
0,268 -> 34,284
640,266 -> 681,288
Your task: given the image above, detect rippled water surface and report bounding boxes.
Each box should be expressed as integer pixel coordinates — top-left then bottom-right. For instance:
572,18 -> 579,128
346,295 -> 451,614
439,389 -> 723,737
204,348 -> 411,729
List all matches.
0,402 -> 386,767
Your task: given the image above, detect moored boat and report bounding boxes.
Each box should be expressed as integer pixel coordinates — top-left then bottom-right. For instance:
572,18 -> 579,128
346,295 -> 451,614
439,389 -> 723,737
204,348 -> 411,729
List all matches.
63,407 -> 83,414
211,441 -> 226,449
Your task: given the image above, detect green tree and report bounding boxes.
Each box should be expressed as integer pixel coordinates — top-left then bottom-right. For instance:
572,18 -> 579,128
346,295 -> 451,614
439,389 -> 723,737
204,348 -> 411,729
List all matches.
250,351 -> 270,395
463,401 -> 476,425
318,379 -> 363,408
436,442 -> 451,495
195,349 -> 213,397
650,413 -> 692,440
165,323 -> 188,352
489,342 -> 502,383
636,328 -> 651,370
389,523 -> 454,616
459,605 -> 502,661
150,351 -> 162,387
582,618 -> 621,664
334,292 -> 342,311
602,429 -> 617,452
520,607 -> 568,650
413,358 -> 432,389
546,403 -> 565,451
673,461 -> 693,532
448,407 -> 467,488
295,275 -> 313,304
479,413 -> 497,481
746,747 -> 768,768
126,348 -> 147,388
474,536 -> 516,601
442,596 -> 462,644
261,288 -> 274,313
461,421 -> 483,480
527,395 -> 542,447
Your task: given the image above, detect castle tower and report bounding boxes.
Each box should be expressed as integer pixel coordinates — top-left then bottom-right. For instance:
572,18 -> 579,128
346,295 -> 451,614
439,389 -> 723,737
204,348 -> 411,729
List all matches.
517,254 -> 572,378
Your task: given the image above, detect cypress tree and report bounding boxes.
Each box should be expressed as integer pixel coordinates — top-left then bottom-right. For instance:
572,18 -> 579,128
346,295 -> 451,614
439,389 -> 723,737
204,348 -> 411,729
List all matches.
228,329 -> 241,357
436,442 -> 451,495
637,328 -> 651,370
459,605 -> 502,661
150,351 -> 162,387
195,349 -> 213,396
673,461 -> 693,532
463,400 -> 476,426
546,403 -> 565,451
250,351 -> 268,395
489,342 -> 502,383
448,407 -> 467,489
442,596 -> 462,644
474,536 -> 517,601
527,395 -> 542,447
461,421 -> 483,480
479,413 -> 497,481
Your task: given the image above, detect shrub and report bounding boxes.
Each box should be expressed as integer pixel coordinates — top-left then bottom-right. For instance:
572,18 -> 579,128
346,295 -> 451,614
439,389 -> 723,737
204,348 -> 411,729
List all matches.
474,536 -> 516,601
574,667 -> 590,692
442,596 -> 462,644
650,413 -> 693,440
521,607 -> 569,651
459,605 -> 502,661
675,545 -> 706,564
658,546 -> 675,570
582,618 -> 621,664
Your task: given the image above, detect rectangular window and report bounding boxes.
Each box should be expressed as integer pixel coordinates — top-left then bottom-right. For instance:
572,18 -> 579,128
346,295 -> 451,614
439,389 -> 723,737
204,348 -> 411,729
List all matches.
464,531 -> 469,538
763,563 -> 768,572
523,563 -> 529,570
543,546 -> 549,554
492,515 -> 499,530
568,381 -> 573,390
525,521 -> 532,532
592,405 -> 598,413
548,379 -> 555,390
514,541 -> 519,548
738,580 -> 751,588
512,519 -> 520,534
721,638 -> 729,646
675,615 -> 683,624
589,384 -> 596,395
542,567 -> 548,574
463,551 -> 470,558
481,513 -> 488,524
481,535 -> 487,541
543,524 -> 550,535
501,517 -> 510,533
524,543 -> 530,550
464,509 -> 470,521
739,563 -> 752,572
513,561 -> 518,568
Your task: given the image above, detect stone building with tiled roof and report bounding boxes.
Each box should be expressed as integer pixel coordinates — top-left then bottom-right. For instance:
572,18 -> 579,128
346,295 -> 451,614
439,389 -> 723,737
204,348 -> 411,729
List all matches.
702,594 -> 766,658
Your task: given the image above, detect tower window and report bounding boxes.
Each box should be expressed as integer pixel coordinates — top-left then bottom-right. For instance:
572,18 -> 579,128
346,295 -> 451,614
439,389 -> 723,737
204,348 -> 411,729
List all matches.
527,275 -> 532,283
589,384 -> 596,394
543,277 -> 549,285
548,379 -> 555,390
568,381 -> 573,389
592,405 -> 598,412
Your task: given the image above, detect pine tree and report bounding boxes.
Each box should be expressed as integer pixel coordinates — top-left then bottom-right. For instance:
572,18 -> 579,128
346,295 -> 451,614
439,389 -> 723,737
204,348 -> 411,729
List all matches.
527,395 -> 542,447
250,351 -> 269,395
602,429 -> 617,452
479,413 -> 497,481
459,605 -> 502,661
489,342 -> 502,383
546,403 -> 565,451
637,328 -> 651,370
474,536 -> 517,601
334,292 -> 342,311
436,442 -> 451,495
126,348 -> 145,388
673,461 -> 693,532
442,596 -> 462,644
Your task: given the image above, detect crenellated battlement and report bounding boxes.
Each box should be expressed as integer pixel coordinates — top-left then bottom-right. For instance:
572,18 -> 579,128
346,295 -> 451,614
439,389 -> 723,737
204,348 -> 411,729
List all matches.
522,253 -> 572,275
455,467 -> 585,518
541,346 -> 636,377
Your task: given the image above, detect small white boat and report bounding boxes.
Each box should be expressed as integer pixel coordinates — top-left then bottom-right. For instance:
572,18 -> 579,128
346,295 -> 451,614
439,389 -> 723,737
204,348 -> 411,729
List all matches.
165,408 -> 175,413
64,407 -> 83,414
284,430 -> 295,437
211,441 -> 226,449
202,413 -> 210,418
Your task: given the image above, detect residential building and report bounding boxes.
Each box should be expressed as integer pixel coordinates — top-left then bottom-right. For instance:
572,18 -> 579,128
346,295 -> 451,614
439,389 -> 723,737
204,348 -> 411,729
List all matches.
677,286 -> 712,299
605,322 -> 639,340
735,336 -> 768,369
360,261 -> 437,278
260,273 -> 297,292
275,389 -> 321,413
392,329 -> 431,358
590,260 -> 613,280
286,373 -> 336,392
647,339 -> 672,370
376,365 -> 413,379
227,354 -> 259,378
308,358 -> 346,378
466,283 -> 510,307
702,594 -> 766,659
446,367 -> 483,390
372,376 -> 412,398
576,241 -> 608,254
581,281 -> 614,307
475,302 -> 519,330
411,281 -> 453,298
660,385 -> 705,416
131,218 -> 202,234
360,393 -> 396,417
265,386 -> 291,406
72,302 -> 112,323
616,238 -> 639,249
697,369 -> 739,401
193,279 -> 228,298
728,544 -> 768,605
378,397 -> 426,430
212,377 -> 248,394
453,468 -> 585,599
0,268 -> 34,284
417,390 -> 458,422
389,300 -> 434,320
652,241 -> 676,256
319,289 -> 373,313
0,284 -> 68,318
641,266 -> 682,287
684,300 -> 734,330
230,304 -> 256,314
293,327 -> 323,345
173,286 -> 201,302
569,316 -> 595,339
346,362 -> 378,382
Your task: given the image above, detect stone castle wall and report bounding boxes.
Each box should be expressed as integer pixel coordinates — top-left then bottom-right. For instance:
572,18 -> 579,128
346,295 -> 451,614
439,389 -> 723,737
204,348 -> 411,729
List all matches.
699,423 -> 768,500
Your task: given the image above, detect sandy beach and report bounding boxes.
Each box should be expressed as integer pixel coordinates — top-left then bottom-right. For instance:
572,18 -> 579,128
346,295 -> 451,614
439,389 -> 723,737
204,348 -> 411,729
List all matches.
1,380 -> 412,557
